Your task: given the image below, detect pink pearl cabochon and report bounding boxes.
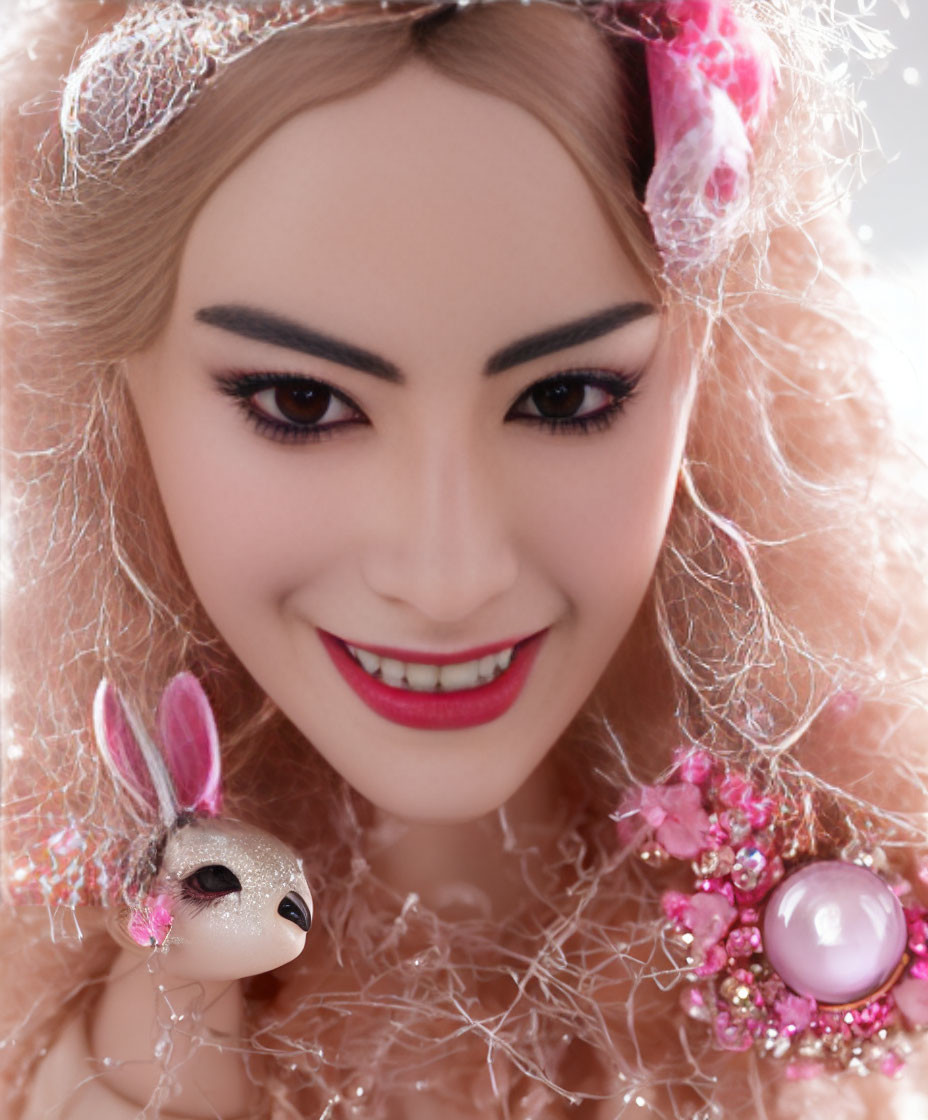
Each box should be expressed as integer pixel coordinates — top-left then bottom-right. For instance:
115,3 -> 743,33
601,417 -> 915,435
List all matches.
762,860 -> 908,1006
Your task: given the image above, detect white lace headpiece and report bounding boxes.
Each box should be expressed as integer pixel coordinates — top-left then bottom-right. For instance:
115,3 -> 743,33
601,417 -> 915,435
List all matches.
58,0 -> 778,275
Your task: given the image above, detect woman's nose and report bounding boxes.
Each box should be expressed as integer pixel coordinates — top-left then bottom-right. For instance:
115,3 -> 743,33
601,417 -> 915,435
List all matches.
360,435 -> 519,624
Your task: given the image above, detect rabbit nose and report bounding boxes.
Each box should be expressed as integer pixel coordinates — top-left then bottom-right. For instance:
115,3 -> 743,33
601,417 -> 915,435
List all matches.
278,890 -> 311,932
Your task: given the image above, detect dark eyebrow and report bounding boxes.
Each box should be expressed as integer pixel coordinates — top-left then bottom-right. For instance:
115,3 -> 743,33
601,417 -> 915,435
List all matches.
195,299 -> 656,382
485,302 -> 656,375
195,305 -> 404,383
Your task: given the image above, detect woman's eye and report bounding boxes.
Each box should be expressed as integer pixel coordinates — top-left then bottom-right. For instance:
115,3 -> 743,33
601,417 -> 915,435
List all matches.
183,864 -> 242,897
507,371 -> 638,433
217,369 -> 637,443
251,383 -> 356,428
215,372 -> 366,443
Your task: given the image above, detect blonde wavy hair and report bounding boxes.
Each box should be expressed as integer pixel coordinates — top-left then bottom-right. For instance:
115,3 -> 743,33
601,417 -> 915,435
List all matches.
2,2 -> 926,1117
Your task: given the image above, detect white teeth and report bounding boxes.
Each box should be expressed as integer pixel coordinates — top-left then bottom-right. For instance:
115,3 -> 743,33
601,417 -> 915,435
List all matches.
345,642 -> 518,692
405,662 -> 440,691
380,657 -> 406,685
438,659 -> 481,691
355,647 -> 380,675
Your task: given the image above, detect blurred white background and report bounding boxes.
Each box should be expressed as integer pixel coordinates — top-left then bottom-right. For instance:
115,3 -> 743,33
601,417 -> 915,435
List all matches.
850,1 -> 928,441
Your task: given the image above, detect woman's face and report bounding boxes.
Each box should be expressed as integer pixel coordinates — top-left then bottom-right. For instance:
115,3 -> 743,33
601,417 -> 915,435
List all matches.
127,62 -> 695,823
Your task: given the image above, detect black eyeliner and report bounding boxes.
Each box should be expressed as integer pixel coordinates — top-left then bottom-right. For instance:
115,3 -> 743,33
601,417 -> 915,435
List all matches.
213,365 -> 643,446
505,367 -> 644,435
212,369 -> 367,445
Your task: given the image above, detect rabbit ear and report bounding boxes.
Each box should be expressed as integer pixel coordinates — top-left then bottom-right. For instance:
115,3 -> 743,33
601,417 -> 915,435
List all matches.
93,678 -> 177,825
156,673 -> 222,817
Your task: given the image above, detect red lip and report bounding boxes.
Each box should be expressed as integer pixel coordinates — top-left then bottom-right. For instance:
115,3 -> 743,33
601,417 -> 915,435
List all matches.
317,629 -> 547,730
325,632 -> 534,666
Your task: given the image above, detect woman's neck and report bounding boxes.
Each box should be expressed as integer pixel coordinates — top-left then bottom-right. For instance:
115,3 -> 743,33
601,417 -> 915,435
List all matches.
365,753 -> 562,920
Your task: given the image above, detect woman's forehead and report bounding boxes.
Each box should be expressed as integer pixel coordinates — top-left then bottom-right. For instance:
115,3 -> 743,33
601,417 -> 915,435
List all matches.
174,62 -> 653,360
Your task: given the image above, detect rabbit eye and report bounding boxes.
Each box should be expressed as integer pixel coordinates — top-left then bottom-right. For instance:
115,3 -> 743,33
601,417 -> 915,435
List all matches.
183,864 -> 242,897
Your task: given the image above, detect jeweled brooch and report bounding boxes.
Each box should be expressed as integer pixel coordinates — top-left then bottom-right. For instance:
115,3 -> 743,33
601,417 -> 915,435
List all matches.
616,748 -> 928,1078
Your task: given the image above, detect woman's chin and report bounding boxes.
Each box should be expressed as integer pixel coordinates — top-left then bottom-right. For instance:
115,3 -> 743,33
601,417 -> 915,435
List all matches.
359,779 -> 517,826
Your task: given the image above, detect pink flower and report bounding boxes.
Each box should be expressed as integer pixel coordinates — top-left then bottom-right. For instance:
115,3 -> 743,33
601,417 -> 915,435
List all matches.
661,889 -> 691,924
744,795 -> 775,829
661,0 -> 776,137
907,917 -> 928,956
684,890 -> 737,950
718,774 -> 753,809
674,748 -> 713,785
695,942 -> 728,976
774,993 -> 815,1034
128,892 -> 174,947
636,781 -> 712,858
725,925 -> 761,959
639,0 -> 779,270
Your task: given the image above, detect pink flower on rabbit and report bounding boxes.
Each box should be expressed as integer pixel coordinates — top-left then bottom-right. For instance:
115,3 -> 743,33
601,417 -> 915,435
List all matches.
127,892 -> 174,948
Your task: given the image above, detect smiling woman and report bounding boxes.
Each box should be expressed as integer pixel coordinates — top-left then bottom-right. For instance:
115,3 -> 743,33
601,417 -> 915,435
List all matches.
124,64 -> 691,821
2,2 -> 927,1119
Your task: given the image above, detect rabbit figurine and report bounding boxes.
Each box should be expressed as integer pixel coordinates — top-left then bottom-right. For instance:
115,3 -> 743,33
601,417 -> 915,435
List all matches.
25,673 -> 312,1120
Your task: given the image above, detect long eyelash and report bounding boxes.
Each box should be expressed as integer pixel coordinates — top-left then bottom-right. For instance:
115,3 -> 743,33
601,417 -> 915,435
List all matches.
213,370 -> 364,445
241,408 -> 343,446
214,368 -> 642,444
177,882 -> 228,913
523,397 -> 629,436
510,369 -> 642,436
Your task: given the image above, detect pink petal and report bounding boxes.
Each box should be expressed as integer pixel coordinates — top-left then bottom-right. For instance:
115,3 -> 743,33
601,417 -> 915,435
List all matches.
662,889 -> 691,924
617,781 -> 712,858
127,892 -> 174,947
684,891 -> 737,949
645,782 -> 712,858
774,993 -> 815,1033
695,942 -> 728,976
614,789 -> 648,847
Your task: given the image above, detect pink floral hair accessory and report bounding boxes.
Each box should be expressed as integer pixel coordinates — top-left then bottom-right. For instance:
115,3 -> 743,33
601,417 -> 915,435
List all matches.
602,0 -> 779,272
57,1 -> 778,274
616,749 -> 928,1077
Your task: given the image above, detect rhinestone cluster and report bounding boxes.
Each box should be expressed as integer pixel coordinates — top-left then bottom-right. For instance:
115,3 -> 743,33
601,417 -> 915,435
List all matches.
3,818 -> 115,907
616,749 -> 928,1078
